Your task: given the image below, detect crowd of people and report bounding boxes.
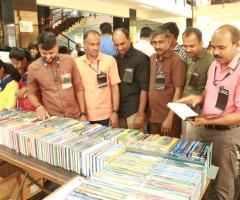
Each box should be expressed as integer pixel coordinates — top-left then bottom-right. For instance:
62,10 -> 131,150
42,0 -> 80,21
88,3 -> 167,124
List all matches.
0,21 -> 239,200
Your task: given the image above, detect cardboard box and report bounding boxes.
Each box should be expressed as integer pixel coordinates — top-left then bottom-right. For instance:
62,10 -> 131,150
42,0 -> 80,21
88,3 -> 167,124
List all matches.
0,162 -> 45,200
0,163 -> 21,200
21,171 -> 44,200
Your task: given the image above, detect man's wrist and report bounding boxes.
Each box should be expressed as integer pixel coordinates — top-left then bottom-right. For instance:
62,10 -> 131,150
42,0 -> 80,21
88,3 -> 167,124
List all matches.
80,112 -> 87,117
112,109 -> 118,114
36,104 -> 43,110
137,111 -> 145,116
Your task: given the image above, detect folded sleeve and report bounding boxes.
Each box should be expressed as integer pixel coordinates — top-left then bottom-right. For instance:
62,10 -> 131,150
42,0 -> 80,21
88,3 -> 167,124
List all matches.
27,64 -> 41,97
136,54 -> 150,91
109,57 -> 121,85
71,59 -> 84,92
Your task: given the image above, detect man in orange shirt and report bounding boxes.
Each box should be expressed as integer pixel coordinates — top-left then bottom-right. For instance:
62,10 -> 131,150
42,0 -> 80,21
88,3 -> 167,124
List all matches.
76,30 -> 120,127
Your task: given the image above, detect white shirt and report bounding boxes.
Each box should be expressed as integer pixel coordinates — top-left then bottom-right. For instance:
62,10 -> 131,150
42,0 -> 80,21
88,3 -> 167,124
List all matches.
134,40 -> 155,57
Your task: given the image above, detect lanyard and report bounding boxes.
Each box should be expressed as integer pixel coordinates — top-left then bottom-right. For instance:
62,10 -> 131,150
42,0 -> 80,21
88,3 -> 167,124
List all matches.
213,59 -> 240,86
43,56 -> 60,82
88,60 -> 100,74
156,58 -> 163,74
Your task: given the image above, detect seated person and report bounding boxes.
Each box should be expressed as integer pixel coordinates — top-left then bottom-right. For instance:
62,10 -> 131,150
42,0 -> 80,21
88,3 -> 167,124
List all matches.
0,60 -> 21,111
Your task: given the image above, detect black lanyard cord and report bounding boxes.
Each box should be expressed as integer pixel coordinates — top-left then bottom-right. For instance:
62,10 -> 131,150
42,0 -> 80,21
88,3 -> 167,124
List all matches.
213,59 -> 240,86
88,60 -> 100,74
156,58 -> 164,74
42,56 -> 60,82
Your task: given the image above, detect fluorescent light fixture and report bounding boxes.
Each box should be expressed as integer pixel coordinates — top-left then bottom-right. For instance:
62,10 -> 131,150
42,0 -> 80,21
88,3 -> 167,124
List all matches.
139,4 -> 153,9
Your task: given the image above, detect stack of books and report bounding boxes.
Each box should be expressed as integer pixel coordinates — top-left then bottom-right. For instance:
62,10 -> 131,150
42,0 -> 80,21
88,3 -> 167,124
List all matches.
46,152 -> 206,200
0,109 -> 212,199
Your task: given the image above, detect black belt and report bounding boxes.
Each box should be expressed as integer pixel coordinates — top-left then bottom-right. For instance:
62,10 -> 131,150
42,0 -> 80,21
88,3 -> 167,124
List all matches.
205,124 -> 240,130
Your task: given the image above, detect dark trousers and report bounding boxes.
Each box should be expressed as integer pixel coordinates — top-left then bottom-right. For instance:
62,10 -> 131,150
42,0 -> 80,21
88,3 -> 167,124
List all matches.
148,116 -> 181,138
90,118 -> 109,126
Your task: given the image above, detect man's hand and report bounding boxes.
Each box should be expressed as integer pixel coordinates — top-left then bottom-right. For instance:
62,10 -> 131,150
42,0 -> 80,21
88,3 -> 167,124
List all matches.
161,117 -> 173,134
36,106 -> 49,121
188,117 -> 208,127
177,95 -> 204,107
133,112 -> 145,129
109,112 -> 118,128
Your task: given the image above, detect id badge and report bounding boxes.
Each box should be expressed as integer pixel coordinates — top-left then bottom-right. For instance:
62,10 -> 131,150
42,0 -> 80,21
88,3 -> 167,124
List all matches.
61,73 -> 72,89
189,71 -> 200,87
215,87 -> 229,110
122,68 -> 134,84
97,72 -> 108,88
155,73 -> 165,90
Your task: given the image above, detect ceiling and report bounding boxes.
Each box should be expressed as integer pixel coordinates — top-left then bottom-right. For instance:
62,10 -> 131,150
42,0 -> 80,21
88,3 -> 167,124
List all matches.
37,0 -> 192,21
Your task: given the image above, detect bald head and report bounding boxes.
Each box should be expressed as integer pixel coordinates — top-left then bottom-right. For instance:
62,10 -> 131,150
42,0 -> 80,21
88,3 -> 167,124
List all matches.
112,28 -> 131,57
213,24 -> 240,44
211,24 -> 240,66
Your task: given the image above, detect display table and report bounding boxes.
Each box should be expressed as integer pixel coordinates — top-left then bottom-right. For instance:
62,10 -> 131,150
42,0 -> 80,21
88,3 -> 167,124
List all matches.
0,145 -> 77,185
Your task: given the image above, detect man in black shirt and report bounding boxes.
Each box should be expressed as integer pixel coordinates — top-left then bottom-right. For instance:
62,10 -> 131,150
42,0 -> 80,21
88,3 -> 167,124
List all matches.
113,28 -> 150,130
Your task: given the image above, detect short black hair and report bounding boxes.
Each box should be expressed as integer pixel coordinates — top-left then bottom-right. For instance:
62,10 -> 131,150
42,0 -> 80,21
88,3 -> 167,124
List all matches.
161,22 -> 179,39
113,28 -> 130,39
0,59 -> 21,82
140,27 -> 153,38
183,27 -> 202,42
83,30 -> 100,42
9,47 -> 31,62
100,22 -> 112,34
38,31 -> 57,50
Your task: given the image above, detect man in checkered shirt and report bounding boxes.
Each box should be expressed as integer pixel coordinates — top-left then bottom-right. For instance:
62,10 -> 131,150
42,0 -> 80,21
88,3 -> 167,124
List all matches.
162,22 -> 189,63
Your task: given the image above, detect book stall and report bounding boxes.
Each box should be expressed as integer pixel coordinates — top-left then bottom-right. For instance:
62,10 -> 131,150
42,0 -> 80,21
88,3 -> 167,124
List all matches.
0,109 -> 218,200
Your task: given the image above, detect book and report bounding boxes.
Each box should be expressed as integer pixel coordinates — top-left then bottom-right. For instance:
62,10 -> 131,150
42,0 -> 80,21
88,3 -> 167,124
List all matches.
167,103 -> 198,120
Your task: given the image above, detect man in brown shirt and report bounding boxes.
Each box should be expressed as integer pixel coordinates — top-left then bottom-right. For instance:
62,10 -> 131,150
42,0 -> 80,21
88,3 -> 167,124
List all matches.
27,32 -> 86,120
148,26 -> 186,137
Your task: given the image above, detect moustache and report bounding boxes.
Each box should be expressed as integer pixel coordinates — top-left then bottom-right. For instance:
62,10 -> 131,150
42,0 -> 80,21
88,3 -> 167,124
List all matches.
155,49 -> 163,51
214,55 -> 222,59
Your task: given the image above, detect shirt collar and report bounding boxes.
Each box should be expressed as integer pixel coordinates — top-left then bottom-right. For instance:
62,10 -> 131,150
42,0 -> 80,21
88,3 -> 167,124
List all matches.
228,53 -> 240,69
191,48 -> 206,62
83,52 -> 103,64
173,43 -> 181,51
216,53 -> 240,70
198,48 -> 206,59
154,49 -> 173,61
116,45 -> 134,59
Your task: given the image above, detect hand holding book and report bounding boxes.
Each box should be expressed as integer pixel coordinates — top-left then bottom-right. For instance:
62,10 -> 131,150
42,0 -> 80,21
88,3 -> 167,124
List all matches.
176,94 -> 204,108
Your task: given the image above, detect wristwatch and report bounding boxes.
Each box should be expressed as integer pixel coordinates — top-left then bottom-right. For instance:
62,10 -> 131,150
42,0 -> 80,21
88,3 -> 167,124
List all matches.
112,109 -> 118,113
80,112 -> 87,117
